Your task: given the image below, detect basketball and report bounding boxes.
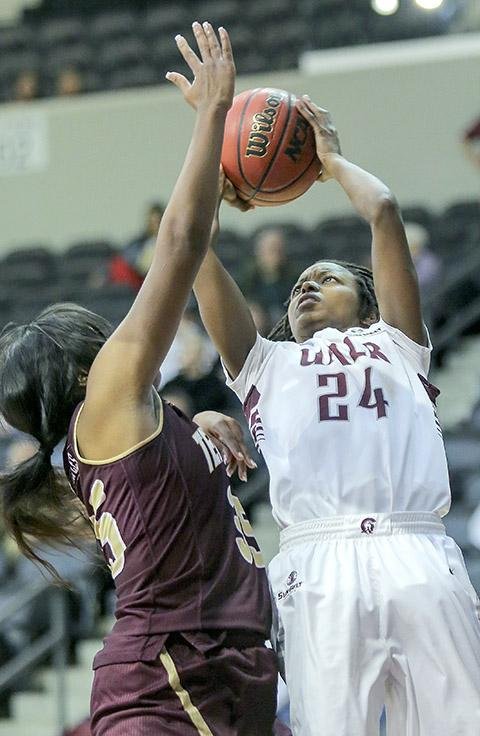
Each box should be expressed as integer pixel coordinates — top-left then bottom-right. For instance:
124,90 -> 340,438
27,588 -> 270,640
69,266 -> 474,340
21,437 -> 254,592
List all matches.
221,88 -> 322,207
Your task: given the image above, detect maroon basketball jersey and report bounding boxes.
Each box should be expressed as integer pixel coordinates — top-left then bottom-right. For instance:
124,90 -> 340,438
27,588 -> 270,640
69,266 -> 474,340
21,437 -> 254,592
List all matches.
63,397 -> 271,667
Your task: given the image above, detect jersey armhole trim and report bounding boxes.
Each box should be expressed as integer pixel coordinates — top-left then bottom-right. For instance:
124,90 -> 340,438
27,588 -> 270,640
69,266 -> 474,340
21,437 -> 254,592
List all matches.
73,391 -> 164,466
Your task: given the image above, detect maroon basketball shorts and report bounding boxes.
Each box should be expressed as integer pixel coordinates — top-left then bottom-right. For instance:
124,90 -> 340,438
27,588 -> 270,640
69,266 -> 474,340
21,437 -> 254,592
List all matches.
90,630 -> 279,736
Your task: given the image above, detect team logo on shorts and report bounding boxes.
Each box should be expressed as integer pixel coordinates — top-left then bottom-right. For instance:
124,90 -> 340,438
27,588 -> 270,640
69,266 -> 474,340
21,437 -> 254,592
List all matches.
286,570 -> 297,586
360,517 -> 376,534
277,571 -> 302,601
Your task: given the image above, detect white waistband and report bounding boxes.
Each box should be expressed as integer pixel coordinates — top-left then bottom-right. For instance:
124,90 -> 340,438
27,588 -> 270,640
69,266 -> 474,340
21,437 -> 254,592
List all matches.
279,512 -> 445,551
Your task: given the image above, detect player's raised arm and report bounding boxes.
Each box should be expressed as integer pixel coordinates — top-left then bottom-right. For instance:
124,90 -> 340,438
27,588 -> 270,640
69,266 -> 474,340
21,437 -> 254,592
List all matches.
192,174 -> 257,380
81,24 -> 235,439
297,96 -> 426,346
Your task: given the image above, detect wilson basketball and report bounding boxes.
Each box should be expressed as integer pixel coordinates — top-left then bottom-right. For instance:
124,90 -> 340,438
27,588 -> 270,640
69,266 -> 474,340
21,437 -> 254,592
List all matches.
221,88 -> 321,207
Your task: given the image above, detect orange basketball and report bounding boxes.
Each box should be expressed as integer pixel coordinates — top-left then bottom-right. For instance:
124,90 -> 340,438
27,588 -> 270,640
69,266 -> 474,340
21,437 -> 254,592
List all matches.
221,88 -> 321,207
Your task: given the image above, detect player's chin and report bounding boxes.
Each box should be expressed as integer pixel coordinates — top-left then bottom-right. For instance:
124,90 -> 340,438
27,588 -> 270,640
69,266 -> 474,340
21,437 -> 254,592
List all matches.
292,310 -> 326,339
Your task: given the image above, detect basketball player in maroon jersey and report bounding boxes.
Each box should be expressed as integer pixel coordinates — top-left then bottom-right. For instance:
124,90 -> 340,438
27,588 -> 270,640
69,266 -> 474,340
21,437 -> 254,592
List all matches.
0,24 -> 283,735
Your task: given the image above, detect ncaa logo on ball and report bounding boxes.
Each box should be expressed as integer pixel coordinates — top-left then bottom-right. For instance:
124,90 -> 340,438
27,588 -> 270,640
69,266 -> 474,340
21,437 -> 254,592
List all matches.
360,517 -> 376,535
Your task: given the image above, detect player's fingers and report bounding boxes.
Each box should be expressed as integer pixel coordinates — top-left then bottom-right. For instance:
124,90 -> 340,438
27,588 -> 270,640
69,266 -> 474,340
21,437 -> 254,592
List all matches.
202,21 -> 222,59
208,435 -> 232,467
175,34 -> 201,73
226,458 -> 236,478
300,96 -> 330,122
222,178 -> 254,211
165,72 -> 192,97
219,27 -> 234,62
238,461 -> 248,482
218,421 -> 256,466
192,20 -> 211,63
296,100 -> 319,129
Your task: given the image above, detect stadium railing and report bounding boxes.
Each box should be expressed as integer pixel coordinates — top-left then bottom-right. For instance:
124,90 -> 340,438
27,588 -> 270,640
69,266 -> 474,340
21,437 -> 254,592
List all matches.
0,580 -> 68,732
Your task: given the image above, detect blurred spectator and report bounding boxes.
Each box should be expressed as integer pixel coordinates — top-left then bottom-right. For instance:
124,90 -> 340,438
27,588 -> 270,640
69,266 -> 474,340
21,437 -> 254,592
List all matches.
56,66 -> 83,97
404,221 -> 442,291
13,70 -> 39,102
108,202 -> 165,290
462,115 -> 480,171
239,227 -> 297,323
161,313 -> 233,416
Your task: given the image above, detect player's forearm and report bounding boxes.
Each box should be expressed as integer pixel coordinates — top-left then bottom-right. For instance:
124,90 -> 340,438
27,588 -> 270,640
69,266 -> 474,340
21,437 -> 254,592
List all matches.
155,106 -> 227,258
325,154 -> 396,225
194,247 -> 257,379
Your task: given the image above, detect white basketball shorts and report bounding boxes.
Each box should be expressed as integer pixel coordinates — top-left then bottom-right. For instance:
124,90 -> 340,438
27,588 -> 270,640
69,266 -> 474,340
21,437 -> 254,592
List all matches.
268,512 -> 480,736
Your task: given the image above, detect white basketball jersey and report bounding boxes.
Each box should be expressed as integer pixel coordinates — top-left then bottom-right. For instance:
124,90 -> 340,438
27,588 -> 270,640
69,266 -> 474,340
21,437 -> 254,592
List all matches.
225,319 -> 451,529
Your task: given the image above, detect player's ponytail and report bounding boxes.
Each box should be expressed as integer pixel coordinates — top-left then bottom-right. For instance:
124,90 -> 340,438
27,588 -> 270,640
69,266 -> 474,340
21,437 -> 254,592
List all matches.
0,304 -> 111,579
1,444 -> 89,581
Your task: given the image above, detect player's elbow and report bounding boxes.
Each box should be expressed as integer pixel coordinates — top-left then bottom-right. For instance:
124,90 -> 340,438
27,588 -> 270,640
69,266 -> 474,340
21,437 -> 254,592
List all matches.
371,192 -> 400,225
163,220 -> 210,257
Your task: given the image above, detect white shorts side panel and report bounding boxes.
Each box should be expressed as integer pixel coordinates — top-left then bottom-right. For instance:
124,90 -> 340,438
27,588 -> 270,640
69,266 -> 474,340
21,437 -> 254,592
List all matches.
269,531 -> 480,736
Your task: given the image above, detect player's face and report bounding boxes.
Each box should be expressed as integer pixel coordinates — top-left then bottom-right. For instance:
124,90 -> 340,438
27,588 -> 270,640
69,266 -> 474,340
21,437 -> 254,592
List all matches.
287,262 -> 364,342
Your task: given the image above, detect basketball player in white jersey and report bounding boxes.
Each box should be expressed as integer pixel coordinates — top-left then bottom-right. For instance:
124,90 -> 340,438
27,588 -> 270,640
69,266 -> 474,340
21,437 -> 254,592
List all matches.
171,90 -> 480,735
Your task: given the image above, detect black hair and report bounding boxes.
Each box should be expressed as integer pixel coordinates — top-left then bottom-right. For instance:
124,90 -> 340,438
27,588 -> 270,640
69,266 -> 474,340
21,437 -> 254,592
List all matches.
0,303 -> 112,580
268,260 -> 379,342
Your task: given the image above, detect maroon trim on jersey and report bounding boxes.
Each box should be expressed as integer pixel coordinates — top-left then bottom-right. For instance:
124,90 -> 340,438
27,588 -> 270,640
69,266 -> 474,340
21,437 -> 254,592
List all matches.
243,385 -> 265,450
417,374 -> 440,405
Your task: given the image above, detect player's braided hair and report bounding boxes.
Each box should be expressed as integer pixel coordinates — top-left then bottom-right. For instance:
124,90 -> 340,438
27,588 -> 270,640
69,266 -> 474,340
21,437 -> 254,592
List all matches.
268,260 -> 379,342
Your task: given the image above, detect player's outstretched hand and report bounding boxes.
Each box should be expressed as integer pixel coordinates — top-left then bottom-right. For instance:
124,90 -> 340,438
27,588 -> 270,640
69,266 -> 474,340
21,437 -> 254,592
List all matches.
193,411 -> 257,482
296,96 -> 342,181
166,22 -> 235,113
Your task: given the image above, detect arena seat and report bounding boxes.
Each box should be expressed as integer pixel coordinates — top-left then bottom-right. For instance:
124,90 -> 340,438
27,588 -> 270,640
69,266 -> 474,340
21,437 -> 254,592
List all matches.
43,41 -> 93,75
0,25 -> 33,54
246,0 -> 294,23
195,0 -> 240,27
37,17 -> 86,48
108,64 -> 159,91
0,247 -> 58,289
89,10 -> 139,43
140,5 -> 190,37
96,36 -> 147,73
60,241 -> 117,284
0,51 -> 40,85
225,26 -> 256,56
70,283 -> 135,325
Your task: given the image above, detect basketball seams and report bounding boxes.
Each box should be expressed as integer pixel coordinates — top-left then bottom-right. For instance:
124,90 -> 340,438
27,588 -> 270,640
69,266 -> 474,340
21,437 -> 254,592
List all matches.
236,88 -> 260,194
223,87 -> 320,206
260,149 -> 319,194
245,92 -> 295,203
